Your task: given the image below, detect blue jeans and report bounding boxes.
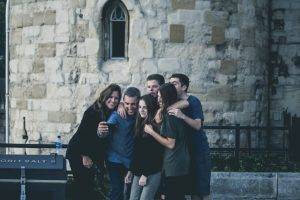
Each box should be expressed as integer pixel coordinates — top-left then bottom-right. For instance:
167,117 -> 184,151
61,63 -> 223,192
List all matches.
107,161 -> 131,200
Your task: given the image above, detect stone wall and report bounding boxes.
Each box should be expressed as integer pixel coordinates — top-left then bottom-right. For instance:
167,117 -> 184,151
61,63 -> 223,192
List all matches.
269,0 -> 300,147
7,0 -> 294,151
211,172 -> 300,200
270,0 -> 300,122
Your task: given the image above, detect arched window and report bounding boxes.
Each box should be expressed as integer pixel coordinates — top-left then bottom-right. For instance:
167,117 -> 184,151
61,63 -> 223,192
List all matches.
102,0 -> 129,60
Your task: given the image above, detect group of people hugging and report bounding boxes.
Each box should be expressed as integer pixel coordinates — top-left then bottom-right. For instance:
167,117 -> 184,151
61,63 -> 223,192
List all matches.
66,74 -> 211,200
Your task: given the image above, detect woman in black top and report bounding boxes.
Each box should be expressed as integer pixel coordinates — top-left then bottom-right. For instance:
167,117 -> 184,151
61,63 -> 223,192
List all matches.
125,94 -> 163,200
66,84 -> 121,200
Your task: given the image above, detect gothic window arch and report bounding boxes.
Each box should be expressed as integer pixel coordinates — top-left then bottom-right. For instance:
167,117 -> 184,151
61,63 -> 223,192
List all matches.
102,0 -> 129,60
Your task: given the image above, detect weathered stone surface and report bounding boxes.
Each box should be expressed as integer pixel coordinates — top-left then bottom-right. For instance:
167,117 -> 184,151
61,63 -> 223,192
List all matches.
16,100 -> 28,110
158,58 -> 180,72
170,24 -> 185,43
278,173 -> 300,199
220,60 -> 237,75
207,85 -> 255,101
241,28 -> 255,47
33,11 -> 56,26
10,29 -> 22,45
33,57 -> 45,73
6,0 -> 297,150
211,26 -> 225,45
48,111 -> 76,123
37,43 -> 56,57
10,14 -> 23,28
204,11 -> 228,27
212,172 -> 277,199
22,13 -> 33,27
69,0 -> 86,8
28,84 -> 47,99
38,25 -> 55,43
172,0 -> 195,10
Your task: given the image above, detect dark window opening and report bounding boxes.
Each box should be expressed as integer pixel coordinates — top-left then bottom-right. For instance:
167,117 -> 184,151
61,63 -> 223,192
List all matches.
102,1 -> 129,60
111,21 -> 125,57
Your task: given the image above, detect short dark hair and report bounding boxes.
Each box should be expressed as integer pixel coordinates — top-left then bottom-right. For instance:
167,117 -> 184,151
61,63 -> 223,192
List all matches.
146,74 -> 165,86
123,87 -> 141,99
170,73 -> 190,91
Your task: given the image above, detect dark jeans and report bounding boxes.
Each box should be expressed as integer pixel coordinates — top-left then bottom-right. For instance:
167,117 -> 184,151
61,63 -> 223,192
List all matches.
107,161 -> 131,200
68,155 -> 103,200
165,175 -> 187,200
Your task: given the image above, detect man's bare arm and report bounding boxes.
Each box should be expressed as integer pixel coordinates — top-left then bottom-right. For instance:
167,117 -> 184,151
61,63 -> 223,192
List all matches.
168,108 -> 202,131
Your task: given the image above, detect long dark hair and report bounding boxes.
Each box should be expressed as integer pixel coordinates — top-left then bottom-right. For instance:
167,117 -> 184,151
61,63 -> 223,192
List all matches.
159,83 -> 178,114
134,94 -> 159,137
93,84 -> 121,120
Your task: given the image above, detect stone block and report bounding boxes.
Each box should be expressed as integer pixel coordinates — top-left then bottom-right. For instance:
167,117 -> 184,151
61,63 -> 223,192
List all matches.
128,39 -> 154,59
28,84 -> 47,99
241,28 -> 255,47
22,26 -> 41,44
85,38 -> 99,56
10,0 -> 24,5
170,24 -> 185,43
37,43 -> 56,57
172,0 -> 195,10
220,60 -> 237,75
38,25 -> 55,43
10,46 -> 17,59
56,9 -> 69,24
158,58 -> 180,72
76,21 -> 88,42
211,172 -> 277,199
10,29 -> 22,45
204,11 -> 228,27
211,26 -> 225,45
24,44 -> 36,57
33,10 -> 56,26
33,57 -> 45,73
278,173 -> 300,199
48,111 -> 76,124
16,100 -> 27,110
22,13 -> 33,27
207,85 -> 255,101
19,58 -> 33,73
11,14 -> 23,28
69,0 -> 86,8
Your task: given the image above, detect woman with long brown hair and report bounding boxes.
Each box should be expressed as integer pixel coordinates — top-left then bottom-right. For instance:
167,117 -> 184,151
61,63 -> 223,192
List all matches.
125,94 -> 163,200
66,84 -> 121,200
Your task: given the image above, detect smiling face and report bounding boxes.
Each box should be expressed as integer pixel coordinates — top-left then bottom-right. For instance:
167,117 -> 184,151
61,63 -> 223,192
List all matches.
123,95 -> 138,116
146,80 -> 160,97
138,100 -> 148,119
105,91 -> 120,110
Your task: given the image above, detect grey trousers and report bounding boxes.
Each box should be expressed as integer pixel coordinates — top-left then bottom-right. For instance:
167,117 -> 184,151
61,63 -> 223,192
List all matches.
129,172 -> 161,200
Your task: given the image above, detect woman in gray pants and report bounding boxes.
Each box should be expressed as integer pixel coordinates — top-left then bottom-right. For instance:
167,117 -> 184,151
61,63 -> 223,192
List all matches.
125,94 -> 163,200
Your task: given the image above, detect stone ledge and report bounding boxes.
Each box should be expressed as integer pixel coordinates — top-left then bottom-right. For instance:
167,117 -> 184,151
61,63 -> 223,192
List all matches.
211,172 -> 300,200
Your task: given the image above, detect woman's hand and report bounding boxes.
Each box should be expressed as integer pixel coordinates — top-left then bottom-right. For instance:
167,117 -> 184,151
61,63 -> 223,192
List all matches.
117,102 -> 126,119
97,121 -> 109,138
168,108 -> 186,120
139,175 -> 147,186
82,155 -> 93,169
144,124 -> 154,135
124,171 -> 133,184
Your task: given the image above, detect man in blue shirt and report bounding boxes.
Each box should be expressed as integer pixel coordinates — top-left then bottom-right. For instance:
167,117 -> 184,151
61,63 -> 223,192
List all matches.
99,87 -> 140,200
168,74 -> 211,200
